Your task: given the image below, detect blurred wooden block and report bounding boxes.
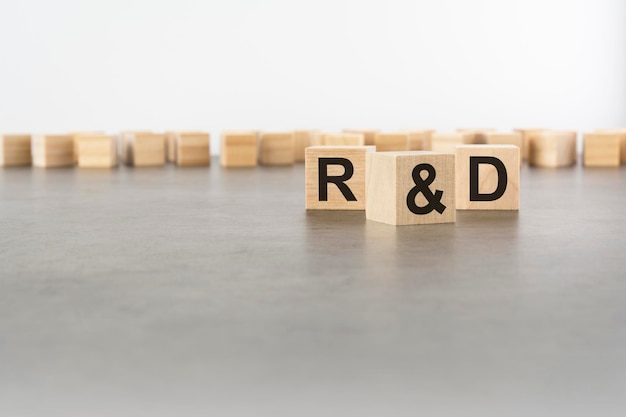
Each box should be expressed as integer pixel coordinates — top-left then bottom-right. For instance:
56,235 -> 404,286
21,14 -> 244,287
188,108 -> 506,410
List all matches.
175,132 -> 211,166
122,132 -> 165,167
431,132 -> 475,153
165,131 -> 177,162
0,134 -> 31,166
366,151 -> 455,225
455,145 -> 520,210
259,132 -> 295,165
72,131 -> 102,163
77,134 -> 117,168
323,133 -> 365,146
583,132 -> 620,167
343,129 -> 379,146
528,130 -> 577,168
294,130 -> 320,162
32,134 -> 75,168
374,132 -> 408,152
220,131 -> 258,167
305,146 -> 375,210
456,128 -> 494,144
119,131 -> 152,165
404,130 -> 435,151
514,129 -> 545,161
485,132 -> 523,165
595,129 -> 626,164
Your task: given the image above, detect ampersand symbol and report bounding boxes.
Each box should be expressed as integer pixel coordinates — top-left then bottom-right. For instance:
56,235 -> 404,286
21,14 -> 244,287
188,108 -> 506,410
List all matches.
406,163 -> 446,215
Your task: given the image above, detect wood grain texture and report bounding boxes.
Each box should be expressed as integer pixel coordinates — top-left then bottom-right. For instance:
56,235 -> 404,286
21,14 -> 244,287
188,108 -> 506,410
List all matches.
374,133 -> 408,152
403,130 -> 436,151
514,129 -> 545,161
259,132 -> 295,165
366,151 -> 456,225
322,133 -> 365,147
175,132 -> 211,166
431,132 -> 476,153
343,129 -> 379,146
0,134 -> 31,166
294,130 -> 320,162
485,132 -> 523,165
32,134 -> 75,168
305,146 -> 375,210
77,134 -> 117,168
455,145 -> 520,210
528,130 -> 577,168
583,132 -> 620,167
131,133 -> 166,167
456,128 -> 494,144
594,128 -> 626,164
220,131 -> 258,167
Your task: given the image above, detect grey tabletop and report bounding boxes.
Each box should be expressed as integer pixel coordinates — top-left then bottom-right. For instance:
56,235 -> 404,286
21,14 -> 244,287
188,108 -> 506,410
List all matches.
1,160 -> 625,417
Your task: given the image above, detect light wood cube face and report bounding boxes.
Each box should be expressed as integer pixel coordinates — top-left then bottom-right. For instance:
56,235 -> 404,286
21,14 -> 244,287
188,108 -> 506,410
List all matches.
305,146 -> 375,210
374,133 -> 408,152
455,145 -> 520,210
514,129 -> 545,161
259,132 -> 295,165
405,130 -> 431,151
594,129 -> 626,164
431,132 -> 475,153
165,131 -> 177,162
485,132 -> 523,165
294,130 -> 320,162
583,133 -> 620,167
132,133 -> 165,167
528,131 -> 577,168
77,134 -> 117,168
322,133 -> 365,147
456,128 -> 494,144
0,134 -> 31,166
32,134 -> 75,168
366,151 -> 456,225
176,132 -> 210,166
220,131 -> 258,167
343,129 -> 379,146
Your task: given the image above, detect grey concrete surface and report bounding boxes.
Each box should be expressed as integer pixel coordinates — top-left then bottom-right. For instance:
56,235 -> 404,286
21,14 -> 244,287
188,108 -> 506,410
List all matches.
1,159 -> 625,417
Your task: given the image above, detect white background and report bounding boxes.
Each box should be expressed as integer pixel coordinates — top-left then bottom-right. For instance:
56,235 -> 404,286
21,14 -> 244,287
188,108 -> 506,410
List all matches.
0,0 -> 624,153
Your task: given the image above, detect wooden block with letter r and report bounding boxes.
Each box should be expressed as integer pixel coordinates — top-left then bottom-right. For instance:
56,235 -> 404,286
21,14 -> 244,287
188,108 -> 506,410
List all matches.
32,134 -> 75,168
306,146 -> 375,210
366,151 -> 455,225
77,134 -> 117,168
259,132 -> 295,165
455,145 -> 520,210
0,134 -> 31,166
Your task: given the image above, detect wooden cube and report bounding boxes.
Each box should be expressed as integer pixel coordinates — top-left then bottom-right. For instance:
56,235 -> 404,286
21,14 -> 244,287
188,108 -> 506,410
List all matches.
343,129 -> 379,146
32,134 -> 75,168
121,132 -> 165,167
322,133 -> 365,147
366,151 -> 456,225
119,131 -> 152,165
455,145 -> 520,210
293,130 -> 320,162
305,146 -> 375,210
485,132 -> 523,165
456,128 -> 494,144
595,129 -> 626,164
0,134 -> 31,166
528,130 -> 577,168
259,132 -> 295,165
77,134 -> 117,168
583,132 -> 620,167
514,129 -> 545,161
71,131 -> 102,163
175,132 -> 211,166
431,132 -> 476,153
165,131 -> 177,162
404,130 -> 435,151
374,132 -> 408,152
220,131 -> 258,167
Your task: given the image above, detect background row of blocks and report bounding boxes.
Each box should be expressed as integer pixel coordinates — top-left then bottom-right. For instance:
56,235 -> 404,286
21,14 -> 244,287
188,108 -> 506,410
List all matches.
305,145 -> 521,226
1,128 -> 626,168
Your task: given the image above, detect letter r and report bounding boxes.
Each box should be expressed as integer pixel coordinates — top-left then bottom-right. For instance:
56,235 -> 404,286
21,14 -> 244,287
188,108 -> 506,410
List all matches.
318,158 -> 357,201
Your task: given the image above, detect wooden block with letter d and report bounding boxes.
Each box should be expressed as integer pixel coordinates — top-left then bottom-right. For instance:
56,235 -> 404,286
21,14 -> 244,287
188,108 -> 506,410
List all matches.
32,134 -> 75,168
0,134 -> 31,166
259,132 -> 295,165
366,151 -> 455,225
77,134 -> 117,168
306,146 -> 375,210
455,145 -> 520,210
